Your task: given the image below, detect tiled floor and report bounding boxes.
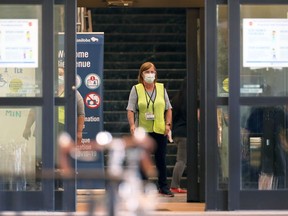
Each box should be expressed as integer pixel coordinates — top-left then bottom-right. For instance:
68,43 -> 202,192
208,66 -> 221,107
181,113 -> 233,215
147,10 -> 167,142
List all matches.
77,189 -> 205,213
76,190 -> 288,216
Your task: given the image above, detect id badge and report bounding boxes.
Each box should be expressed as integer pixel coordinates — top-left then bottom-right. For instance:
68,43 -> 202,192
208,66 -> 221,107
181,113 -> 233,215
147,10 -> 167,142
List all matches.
145,112 -> 155,120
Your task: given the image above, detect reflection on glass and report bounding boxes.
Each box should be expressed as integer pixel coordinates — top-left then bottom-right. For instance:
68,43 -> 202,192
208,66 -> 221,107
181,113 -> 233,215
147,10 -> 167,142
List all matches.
54,2 -> 66,192
217,5 -> 228,97
55,4 -> 65,97
57,66 -> 65,97
56,106 -> 65,136
55,106 -> 65,191
241,105 -> 288,190
217,106 -> 229,190
240,5 -> 288,97
0,107 -> 42,191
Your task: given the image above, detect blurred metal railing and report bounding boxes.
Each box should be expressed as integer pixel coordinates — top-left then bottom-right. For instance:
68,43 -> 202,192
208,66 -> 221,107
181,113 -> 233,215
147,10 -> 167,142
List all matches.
58,129 -> 158,216
0,129 -> 158,216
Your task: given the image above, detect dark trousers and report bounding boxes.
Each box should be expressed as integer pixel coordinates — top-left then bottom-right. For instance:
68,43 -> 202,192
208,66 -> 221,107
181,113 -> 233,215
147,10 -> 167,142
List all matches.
148,132 -> 168,190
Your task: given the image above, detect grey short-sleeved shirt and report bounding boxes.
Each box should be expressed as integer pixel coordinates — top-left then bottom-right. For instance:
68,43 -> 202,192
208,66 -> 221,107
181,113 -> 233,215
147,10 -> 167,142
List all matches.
126,84 -> 172,125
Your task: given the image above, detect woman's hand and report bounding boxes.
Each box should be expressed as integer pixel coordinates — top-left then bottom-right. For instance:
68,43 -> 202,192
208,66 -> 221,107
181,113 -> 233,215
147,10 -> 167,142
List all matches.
164,125 -> 170,135
130,124 -> 136,135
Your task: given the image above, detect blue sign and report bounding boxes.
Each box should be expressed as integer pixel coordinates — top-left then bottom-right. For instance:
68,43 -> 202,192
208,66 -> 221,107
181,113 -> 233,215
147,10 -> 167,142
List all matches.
58,33 -> 105,189
76,33 -> 104,189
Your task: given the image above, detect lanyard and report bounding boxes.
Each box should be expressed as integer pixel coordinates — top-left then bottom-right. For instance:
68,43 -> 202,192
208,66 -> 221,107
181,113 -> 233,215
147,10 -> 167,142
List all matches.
144,86 -> 155,110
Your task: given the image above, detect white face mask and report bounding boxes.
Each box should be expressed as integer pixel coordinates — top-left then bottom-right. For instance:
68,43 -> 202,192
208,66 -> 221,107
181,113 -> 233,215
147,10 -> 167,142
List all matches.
144,73 -> 155,84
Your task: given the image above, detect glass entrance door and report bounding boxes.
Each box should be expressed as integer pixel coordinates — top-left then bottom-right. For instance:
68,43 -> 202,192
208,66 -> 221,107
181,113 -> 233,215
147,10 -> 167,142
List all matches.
206,0 -> 288,210
237,3 -> 288,210
0,0 -> 76,211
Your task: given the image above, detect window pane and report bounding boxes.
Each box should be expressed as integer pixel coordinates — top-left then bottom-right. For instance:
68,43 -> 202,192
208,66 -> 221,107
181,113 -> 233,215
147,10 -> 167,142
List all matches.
240,5 -> 288,97
217,106 -> 229,190
55,4 -> 65,97
0,107 -> 42,191
54,2 -> 66,192
241,105 -> 288,190
217,5 -> 228,97
0,5 -> 42,97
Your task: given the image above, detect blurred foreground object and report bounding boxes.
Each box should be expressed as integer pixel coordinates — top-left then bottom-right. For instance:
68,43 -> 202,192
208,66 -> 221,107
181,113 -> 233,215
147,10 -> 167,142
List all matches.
57,127 -> 158,216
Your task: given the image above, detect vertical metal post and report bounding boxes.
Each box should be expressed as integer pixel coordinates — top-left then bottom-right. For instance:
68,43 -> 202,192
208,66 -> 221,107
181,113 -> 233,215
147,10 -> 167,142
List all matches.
186,8 -> 200,202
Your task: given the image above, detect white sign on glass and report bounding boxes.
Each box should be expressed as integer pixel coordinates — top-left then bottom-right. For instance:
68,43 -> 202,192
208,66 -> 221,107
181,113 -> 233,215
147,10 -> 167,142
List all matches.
0,19 -> 38,68
243,19 -> 288,67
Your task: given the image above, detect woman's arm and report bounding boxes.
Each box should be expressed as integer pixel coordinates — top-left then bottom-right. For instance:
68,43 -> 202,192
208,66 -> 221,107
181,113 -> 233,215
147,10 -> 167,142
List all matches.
165,108 -> 172,135
127,110 -> 135,135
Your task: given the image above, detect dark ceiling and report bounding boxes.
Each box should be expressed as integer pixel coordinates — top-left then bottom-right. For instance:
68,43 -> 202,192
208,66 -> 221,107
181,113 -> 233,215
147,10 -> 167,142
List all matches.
77,0 -> 204,8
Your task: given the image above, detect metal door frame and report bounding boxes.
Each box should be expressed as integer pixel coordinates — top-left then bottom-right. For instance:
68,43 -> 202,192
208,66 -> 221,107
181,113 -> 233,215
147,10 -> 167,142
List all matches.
186,7 -> 206,203
206,0 -> 227,210
55,0 -> 77,211
0,0 -> 77,211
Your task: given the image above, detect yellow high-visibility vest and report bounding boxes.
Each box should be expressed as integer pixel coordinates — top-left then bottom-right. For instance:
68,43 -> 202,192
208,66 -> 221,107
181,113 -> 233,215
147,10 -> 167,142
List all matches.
135,83 -> 165,134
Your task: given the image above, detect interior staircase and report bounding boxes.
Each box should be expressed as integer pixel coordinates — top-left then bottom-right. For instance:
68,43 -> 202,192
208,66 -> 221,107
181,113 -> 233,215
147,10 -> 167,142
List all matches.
90,7 -> 187,188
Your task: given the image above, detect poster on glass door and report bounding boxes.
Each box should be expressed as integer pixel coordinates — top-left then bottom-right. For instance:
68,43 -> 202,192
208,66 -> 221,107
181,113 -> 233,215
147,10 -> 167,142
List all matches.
0,19 -> 38,68
243,19 -> 288,68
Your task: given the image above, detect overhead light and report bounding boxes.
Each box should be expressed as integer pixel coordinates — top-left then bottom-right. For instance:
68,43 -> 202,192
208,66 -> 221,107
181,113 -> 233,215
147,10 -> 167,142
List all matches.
106,0 -> 133,7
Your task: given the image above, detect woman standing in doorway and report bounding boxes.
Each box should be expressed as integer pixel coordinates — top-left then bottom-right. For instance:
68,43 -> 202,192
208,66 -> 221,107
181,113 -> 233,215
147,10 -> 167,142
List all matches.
126,62 -> 174,197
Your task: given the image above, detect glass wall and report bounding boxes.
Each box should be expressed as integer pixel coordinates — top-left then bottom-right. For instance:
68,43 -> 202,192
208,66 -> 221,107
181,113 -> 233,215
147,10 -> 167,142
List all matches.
207,0 -> 288,210
217,5 -> 229,190
217,5 -> 228,98
216,5 -> 288,191
217,105 -> 229,189
0,2 -> 66,192
240,6 -> 288,97
240,5 -> 288,190
0,107 -> 42,191
0,5 -> 42,191
54,3 -> 66,190
241,105 -> 288,190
